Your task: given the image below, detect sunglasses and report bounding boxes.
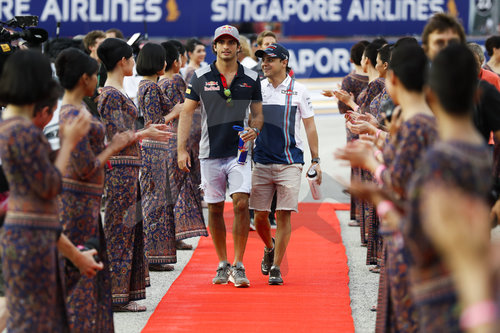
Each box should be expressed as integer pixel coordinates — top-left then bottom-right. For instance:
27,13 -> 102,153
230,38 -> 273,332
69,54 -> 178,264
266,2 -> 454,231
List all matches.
224,88 -> 232,105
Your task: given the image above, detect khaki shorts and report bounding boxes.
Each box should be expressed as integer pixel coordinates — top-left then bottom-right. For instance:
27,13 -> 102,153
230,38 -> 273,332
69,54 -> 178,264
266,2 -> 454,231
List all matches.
249,163 -> 303,212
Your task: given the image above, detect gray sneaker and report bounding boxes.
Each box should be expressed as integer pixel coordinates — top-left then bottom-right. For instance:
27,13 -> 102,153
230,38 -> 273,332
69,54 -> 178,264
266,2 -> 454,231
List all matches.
212,261 -> 230,284
229,262 -> 250,288
261,238 -> 275,275
269,265 -> 283,285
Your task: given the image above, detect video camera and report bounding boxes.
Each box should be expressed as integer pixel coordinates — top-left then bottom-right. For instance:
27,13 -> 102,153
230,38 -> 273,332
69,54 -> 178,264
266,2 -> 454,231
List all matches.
0,15 -> 49,74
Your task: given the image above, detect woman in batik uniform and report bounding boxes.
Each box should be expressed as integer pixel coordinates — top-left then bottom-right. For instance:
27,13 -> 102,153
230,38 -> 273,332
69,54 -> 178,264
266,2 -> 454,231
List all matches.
172,40 -> 205,232
362,43 -> 391,269
183,38 -> 206,85
55,48 -> 135,331
373,45 -> 436,333
97,38 -> 172,312
159,42 -> 208,250
336,44 -> 437,332
136,43 -> 180,271
404,44 -> 492,332
323,40 -> 369,227
0,50 -> 102,332
336,40 -> 386,257
370,44 -> 391,124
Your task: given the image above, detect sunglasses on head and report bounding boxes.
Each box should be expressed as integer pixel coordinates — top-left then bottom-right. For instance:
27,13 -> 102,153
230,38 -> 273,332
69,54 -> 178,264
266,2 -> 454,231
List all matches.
224,88 -> 232,105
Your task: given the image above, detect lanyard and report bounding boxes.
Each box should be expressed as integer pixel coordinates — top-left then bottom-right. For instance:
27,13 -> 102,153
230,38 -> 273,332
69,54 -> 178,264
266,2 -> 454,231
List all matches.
285,78 -> 295,105
220,73 -> 229,90
220,73 -> 233,104
283,78 -> 295,164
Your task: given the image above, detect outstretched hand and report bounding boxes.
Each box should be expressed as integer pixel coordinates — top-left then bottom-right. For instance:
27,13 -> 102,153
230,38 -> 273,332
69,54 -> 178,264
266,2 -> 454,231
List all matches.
345,111 -> 361,123
357,113 -> 379,127
333,89 -> 354,104
109,130 -> 136,152
321,90 -> 336,98
136,123 -> 174,142
346,120 -> 376,136
344,178 -> 383,203
334,140 -> 376,169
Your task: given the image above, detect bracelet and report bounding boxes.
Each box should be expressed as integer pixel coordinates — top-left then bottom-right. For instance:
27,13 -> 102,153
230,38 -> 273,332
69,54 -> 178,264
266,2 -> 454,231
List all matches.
375,129 -> 382,139
374,164 -> 386,184
376,200 -> 394,219
460,300 -> 497,330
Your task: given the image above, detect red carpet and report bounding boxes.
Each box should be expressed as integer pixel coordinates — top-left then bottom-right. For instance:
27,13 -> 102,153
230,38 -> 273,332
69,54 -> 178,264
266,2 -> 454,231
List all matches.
142,202 -> 353,333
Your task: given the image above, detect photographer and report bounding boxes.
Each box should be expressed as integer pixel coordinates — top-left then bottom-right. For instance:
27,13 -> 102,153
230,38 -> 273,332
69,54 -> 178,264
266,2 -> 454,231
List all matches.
82,30 -> 107,118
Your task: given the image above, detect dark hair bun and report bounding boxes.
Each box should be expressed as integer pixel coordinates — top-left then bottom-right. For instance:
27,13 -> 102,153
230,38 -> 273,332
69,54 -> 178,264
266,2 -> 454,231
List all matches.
55,48 -> 98,90
97,38 -> 133,71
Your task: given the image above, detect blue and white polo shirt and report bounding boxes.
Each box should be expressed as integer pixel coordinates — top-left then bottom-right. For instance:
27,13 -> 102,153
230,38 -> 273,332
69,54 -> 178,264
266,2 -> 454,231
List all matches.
253,75 -> 314,165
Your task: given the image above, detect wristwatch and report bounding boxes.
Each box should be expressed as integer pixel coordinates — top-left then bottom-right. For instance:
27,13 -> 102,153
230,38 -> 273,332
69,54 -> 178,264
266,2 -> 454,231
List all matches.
311,157 -> 321,164
252,127 -> 260,136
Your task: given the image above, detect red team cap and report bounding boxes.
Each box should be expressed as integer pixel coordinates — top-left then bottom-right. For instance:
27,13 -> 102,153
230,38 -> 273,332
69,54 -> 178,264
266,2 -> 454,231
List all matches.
213,25 -> 240,43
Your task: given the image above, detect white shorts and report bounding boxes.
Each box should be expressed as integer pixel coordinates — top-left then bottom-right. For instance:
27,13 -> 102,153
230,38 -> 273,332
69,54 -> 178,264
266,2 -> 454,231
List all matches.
200,156 -> 252,203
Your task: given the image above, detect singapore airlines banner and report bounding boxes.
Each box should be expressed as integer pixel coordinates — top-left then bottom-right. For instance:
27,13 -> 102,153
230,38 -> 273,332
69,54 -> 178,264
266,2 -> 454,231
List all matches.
0,0 -> 471,38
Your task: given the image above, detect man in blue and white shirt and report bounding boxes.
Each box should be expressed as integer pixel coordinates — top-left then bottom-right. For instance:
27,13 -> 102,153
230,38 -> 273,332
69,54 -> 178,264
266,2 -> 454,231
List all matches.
250,43 -> 321,285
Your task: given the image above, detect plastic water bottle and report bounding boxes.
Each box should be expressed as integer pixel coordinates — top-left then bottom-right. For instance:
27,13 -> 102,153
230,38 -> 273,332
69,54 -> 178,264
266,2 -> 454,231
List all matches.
307,165 -> 322,200
233,125 -> 249,165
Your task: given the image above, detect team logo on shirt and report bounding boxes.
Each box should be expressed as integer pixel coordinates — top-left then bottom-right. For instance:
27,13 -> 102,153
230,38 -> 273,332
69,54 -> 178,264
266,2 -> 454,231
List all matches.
306,96 -> 313,108
281,89 -> 297,95
239,83 -> 252,88
204,81 -> 220,91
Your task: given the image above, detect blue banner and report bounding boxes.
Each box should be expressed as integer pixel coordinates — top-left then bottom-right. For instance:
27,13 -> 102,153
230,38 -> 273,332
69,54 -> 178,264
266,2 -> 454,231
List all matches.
0,0 -> 471,38
283,41 -> 355,78
279,37 -> 486,79
282,0 -> 470,36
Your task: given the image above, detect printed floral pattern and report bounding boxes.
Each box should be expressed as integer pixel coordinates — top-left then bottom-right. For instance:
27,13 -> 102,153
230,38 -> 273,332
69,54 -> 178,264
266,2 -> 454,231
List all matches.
58,104 -> 114,332
0,117 -> 67,332
98,86 -> 146,305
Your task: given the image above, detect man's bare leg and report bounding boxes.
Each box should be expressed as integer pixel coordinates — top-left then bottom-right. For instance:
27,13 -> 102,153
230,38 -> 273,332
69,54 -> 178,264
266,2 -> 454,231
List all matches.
231,192 -> 250,265
254,210 -> 274,249
274,210 -> 292,266
208,202 -> 227,262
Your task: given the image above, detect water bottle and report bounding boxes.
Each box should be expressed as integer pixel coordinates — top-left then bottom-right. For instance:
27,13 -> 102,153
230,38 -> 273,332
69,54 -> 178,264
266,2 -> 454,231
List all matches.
233,125 -> 249,165
307,165 -> 322,200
